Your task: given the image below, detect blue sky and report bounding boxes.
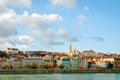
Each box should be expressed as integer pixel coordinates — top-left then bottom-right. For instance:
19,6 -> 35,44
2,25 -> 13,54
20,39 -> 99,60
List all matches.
0,0 -> 120,53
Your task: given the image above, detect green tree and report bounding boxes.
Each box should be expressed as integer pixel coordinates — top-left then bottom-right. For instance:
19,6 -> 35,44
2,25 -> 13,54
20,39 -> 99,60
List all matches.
26,64 -> 31,69
43,63 -> 53,69
31,63 -> 38,69
2,63 -> 10,69
58,64 -> 64,69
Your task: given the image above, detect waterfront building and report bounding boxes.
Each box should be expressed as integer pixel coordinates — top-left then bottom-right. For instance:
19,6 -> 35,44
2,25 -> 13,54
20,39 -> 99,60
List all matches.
78,58 -> 83,69
94,52 -> 104,58
82,49 -> 96,58
114,58 -> 120,69
95,61 -> 108,69
0,63 -> 3,69
0,57 -> 7,69
43,55 -> 53,69
71,59 -> 79,69
53,60 -> 57,68
5,48 -> 19,59
43,55 -> 52,60
0,51 -> 7,58
32,51 -> 48,57
57,58 -> 71,69
5,48 -> 19,54
2,59 -> 12,69
102,58 -> 114,63
82,58 -> 88,69
22,57 -> 44,69
88,61 -> 96,68
12,58 -> 22,69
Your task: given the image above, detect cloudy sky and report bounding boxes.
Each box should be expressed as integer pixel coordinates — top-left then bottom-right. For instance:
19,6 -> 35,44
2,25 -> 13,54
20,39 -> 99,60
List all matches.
0,0 -> 120,53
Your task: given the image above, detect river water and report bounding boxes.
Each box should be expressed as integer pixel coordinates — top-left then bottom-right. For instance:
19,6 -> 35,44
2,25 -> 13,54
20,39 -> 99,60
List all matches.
0,73 -> 120,80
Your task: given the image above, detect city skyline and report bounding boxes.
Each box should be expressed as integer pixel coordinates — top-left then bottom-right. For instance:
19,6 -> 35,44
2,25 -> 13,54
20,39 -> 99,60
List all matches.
0,0 -> 120,53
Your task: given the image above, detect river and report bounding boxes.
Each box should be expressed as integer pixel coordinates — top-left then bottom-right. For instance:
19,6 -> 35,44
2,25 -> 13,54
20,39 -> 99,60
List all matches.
0,73 -> 120,80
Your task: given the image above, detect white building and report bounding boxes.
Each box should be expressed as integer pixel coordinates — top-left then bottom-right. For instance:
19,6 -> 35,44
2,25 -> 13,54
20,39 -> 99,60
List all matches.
22,57 -> 44,69
5,48 -> 19,54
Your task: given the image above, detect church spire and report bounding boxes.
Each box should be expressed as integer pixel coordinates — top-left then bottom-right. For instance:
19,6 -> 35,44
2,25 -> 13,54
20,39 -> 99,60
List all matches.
69,42 -> 73,57
70,42 -> 72,53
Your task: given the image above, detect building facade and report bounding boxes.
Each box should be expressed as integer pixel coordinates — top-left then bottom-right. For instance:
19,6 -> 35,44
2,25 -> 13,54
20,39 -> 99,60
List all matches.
57,58 -> 71,69
114,58 -> 120,69
71,59 -> 79,69
12,59 -> 22,69
5,48 -> 19,54
22,58 -> 44,69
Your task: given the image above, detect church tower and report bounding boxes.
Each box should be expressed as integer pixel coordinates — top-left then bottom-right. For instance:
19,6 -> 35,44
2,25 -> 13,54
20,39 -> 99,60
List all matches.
69,42 -> 73,57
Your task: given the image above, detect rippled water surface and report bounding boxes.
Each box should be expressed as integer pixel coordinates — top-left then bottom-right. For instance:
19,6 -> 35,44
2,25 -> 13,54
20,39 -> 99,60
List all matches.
0,73 -> 120,80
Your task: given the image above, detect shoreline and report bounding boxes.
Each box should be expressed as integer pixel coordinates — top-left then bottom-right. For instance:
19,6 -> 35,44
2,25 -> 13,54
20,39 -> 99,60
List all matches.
0,69 -> 120,74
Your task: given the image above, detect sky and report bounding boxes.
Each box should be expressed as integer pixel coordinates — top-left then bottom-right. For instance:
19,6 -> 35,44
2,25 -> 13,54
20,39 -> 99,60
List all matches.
0,0 -> 120,53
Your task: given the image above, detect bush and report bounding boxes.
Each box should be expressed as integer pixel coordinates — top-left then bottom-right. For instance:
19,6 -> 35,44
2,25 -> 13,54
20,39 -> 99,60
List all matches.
2,63 -> 12,69
58,64 -> 64,69
43,63 -> 53,69
26,64 -> 31,69
31,63 -> 38,69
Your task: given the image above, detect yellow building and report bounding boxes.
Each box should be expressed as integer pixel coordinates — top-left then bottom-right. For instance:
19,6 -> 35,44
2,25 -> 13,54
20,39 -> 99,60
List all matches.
5,48 -> 19,54
114,58 -> 120,69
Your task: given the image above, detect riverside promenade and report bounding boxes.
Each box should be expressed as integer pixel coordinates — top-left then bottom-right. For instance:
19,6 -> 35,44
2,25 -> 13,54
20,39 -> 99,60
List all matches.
0,69 -> 120,74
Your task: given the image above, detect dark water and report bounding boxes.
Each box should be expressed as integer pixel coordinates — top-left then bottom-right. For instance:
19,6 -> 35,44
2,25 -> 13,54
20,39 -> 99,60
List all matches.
0,73 -> 120,80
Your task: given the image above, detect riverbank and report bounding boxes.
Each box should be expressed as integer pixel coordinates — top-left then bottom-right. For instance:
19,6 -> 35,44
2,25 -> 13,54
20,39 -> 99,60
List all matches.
0,69 -> 120,74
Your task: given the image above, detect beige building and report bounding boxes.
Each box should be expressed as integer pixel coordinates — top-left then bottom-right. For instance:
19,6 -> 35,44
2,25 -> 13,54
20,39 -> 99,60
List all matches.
114,58 -> 120,69
68,43 -> 81,58
43,55 -> 53,68
12,58 -> 22,69
0,58 -> 7,69
22,57 -> 44,69
81,49 -> 97,58
95,61 -> 108,68
5,48 -> 19,54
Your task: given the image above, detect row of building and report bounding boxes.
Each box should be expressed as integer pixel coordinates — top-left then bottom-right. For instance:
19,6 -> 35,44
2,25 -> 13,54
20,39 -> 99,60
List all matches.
0,45 -> 120,70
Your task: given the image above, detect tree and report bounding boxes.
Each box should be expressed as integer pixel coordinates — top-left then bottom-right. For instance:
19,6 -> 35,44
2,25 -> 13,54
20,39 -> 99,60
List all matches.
107,62 -> 113,69
2,63 -> 10,69
31,63 -> 38,69
58,64 -> 64,69
26,64 -> 31,69
43,63 -> 53,69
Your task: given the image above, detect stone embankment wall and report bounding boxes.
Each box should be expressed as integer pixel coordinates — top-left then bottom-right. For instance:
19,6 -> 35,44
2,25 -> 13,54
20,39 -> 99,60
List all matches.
0,69 -> 120,74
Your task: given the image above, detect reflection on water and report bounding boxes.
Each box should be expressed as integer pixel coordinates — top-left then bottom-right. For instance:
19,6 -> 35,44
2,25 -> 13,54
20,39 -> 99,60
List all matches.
0,73 -> 120,80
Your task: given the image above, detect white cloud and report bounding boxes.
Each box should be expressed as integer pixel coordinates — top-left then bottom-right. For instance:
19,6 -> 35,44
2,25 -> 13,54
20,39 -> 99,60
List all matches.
17,35 -> 33,44
0,35 -> 34,50
42,37 -> 64,45
0,36 -> 16,50
0,0 -> 78,50
88,36 -> 104,42
58,28 -> 78,41
16,11 -> 63,35
78,14 -> 87,26
39,14 -> 62,22
15,35 -> 34,49
0,0 -> 32,8
0,7 -> 16,21
83,6 -> 89,11
47,14 -> 62,22
78,14 -> 87,21
10,0 -> 32,8
0,17 -> 17,37
0,0 -> 31,37
51,0 -> 77,8
0,9 -> 64,49
16,11 -> 62,25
